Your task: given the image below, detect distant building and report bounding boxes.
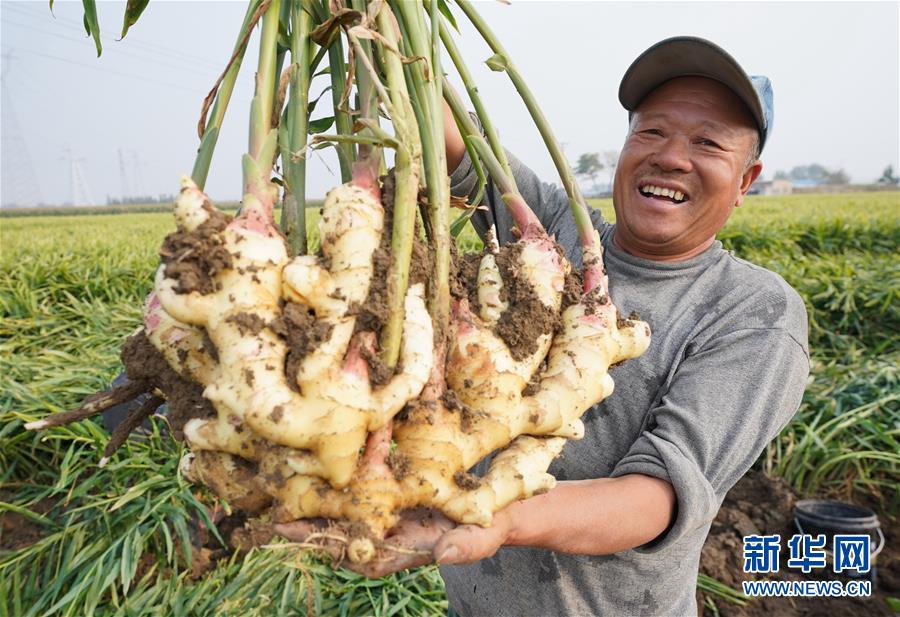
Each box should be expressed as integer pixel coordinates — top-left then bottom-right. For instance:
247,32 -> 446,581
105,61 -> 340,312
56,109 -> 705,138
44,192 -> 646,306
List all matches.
789,178 -> 823,189
749,179 -> 793,196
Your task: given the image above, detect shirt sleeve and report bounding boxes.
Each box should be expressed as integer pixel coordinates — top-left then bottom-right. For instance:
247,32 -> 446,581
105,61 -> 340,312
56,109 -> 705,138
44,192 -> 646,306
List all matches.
610,326 -> 810,553
449,141 -> 606,265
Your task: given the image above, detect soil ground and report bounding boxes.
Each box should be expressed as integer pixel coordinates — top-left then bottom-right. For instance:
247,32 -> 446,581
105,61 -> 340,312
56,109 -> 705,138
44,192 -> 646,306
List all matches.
700,472 -> 899,616
0,494 -> 53,552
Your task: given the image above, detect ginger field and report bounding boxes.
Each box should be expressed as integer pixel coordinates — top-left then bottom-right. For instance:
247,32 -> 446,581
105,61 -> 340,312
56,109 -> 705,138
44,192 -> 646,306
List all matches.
1,192 -> 898,616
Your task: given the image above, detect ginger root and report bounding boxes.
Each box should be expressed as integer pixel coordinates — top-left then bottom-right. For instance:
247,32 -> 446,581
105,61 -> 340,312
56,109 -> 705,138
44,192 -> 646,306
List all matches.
30,176 -> 650,566
262,226 -> 650,542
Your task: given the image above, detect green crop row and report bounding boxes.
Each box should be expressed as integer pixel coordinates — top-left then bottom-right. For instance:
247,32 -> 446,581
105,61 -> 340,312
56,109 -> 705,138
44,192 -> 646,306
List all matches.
745,249 -> 899,351
763,352 -> 899,504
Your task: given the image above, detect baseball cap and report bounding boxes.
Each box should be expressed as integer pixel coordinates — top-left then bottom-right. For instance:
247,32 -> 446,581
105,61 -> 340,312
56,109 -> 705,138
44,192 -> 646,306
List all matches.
618,36 -> 774,152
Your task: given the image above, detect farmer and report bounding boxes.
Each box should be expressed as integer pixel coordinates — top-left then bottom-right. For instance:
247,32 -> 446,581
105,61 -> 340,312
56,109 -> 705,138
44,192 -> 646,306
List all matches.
435,36 -> 810,616
279,36 -> 810,615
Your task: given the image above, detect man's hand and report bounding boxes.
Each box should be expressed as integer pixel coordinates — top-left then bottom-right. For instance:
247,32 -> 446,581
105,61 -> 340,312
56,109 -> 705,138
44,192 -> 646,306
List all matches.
433,508 -> 513,565
274,508 -> 455,579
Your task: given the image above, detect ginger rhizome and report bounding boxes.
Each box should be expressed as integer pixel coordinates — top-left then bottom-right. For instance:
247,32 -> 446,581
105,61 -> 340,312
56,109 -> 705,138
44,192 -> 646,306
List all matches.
26,0 -> 651,569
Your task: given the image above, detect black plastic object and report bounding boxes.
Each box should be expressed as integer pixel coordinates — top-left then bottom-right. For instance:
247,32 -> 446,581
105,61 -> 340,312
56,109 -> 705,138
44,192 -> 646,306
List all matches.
794,499 -> 884,584
795,499 -> 880,534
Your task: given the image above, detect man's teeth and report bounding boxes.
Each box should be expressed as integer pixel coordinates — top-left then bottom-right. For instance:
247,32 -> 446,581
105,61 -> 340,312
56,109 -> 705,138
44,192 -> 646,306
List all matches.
640,185 -> 685,202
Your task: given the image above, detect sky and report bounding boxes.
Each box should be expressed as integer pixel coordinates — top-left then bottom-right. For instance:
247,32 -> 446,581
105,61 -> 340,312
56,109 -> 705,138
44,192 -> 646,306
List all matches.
1,0 -> 898,206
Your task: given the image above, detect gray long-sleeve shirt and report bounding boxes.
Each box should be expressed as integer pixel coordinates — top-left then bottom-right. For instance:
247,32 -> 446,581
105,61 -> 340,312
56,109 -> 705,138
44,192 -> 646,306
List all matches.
440,149 -> 810,616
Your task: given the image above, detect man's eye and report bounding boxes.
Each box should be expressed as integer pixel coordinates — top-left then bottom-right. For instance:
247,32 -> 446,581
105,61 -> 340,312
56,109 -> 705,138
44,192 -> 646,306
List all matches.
640,128 -> 663,137
696,138 -> 722,148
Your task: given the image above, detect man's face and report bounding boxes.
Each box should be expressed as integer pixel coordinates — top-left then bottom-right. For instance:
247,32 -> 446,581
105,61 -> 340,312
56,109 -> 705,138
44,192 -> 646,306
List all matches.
612,76 -> 763,261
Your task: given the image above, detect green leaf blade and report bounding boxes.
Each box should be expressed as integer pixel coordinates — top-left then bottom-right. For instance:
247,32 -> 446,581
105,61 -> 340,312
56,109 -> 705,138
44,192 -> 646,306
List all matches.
120,0 -> 150,39
308,115 -> 335,134
81,0 -> 103,56
438,0 -> 459,32
485,52 -> 508,72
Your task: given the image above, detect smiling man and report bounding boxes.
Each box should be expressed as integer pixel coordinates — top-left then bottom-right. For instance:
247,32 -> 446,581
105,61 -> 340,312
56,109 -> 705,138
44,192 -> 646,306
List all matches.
430,37 -> 810,616
273,36 -> 812,616
614,75 -> 764,261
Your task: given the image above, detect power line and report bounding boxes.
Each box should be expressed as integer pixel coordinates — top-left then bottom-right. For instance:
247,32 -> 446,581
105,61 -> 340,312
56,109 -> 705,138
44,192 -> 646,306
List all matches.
1,45 -> 208,95
3,3 -> 229,70
3,2 -> 226,68
1,16 -> 219,78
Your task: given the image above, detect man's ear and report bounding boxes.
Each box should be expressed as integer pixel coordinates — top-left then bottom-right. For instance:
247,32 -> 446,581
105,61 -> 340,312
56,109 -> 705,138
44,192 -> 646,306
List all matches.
736,161 -> 763,207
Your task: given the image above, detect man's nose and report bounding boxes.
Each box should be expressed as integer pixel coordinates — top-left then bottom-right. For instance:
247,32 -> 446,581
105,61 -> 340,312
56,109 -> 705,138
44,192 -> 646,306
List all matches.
649,136 -> 692,173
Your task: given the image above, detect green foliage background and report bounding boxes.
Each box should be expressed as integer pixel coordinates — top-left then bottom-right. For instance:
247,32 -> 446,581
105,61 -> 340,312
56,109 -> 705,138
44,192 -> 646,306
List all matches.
1,192 -> 898,615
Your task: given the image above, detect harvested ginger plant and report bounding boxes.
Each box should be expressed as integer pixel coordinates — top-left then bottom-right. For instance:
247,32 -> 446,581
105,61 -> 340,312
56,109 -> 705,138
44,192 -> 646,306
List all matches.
27,0 -> 650,570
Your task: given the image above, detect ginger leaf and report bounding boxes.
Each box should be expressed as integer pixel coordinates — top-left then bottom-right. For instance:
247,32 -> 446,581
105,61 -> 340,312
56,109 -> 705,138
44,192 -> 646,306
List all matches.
81,0 -> 102,56
120,0 -> 149,39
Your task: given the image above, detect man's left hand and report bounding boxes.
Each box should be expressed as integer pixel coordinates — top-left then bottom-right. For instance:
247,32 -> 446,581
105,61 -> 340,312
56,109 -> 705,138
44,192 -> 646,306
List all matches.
274,508 -> 456,579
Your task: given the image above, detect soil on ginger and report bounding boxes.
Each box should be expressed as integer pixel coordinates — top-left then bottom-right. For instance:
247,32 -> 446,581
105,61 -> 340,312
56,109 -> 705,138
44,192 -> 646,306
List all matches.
452,241 -> 561,361
493,242 -> 560,360
269,301 -> 333,392
346,171 -> 432,386
561,267 -> 584,311
453,246 -> 484,314
699,471 -> 900,616
159,202 -> 232,294
120,331 -> 216,441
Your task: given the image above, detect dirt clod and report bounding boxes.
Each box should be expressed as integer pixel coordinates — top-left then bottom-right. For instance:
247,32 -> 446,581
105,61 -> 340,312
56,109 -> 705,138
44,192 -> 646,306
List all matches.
269,301 -> 333,391
409,237 -> 433,288
386,451 -> 412,480
226,312 -> 266,337
615,309 -> 642,329
120,331 -> 216,441
360,345 -> 393,387
345,173 -> 398,385
160,203 -> 232,295
442,389 -> 463,411
269,405 -> 284,423
493,242 -> 559,360
228,518 -> 276,552
561,268 -> 584,311
453,470 -> 482,490
456,250 -> 485,314
200,329 -> 219,362
522,358 -> 548,396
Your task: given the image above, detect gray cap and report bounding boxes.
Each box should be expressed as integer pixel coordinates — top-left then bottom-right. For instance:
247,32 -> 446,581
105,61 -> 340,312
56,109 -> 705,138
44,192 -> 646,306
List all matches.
619,36 -> 774,152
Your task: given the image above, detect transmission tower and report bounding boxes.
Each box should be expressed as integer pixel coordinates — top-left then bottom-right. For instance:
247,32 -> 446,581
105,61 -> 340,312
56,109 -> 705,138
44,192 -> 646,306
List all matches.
118,148 -> 131,200
61,147 -> 96,206
1,50 -> 44,207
